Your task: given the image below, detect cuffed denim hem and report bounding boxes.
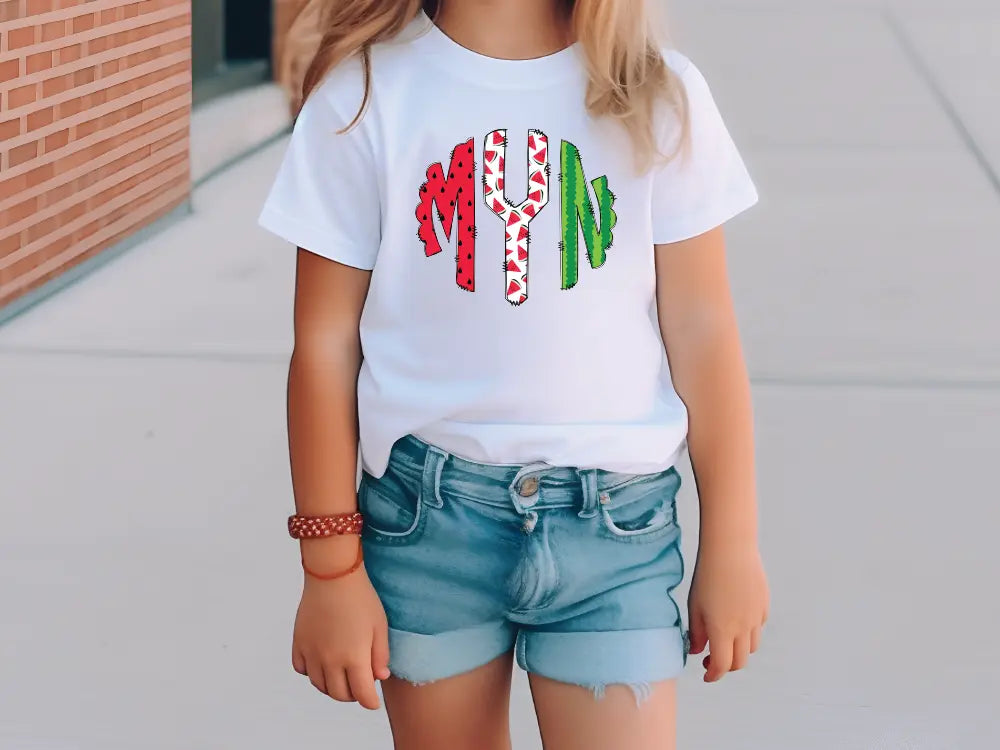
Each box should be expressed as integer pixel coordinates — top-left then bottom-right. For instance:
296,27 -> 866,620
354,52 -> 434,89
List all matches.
387,622 -> 517,684
516,626 -> 687,701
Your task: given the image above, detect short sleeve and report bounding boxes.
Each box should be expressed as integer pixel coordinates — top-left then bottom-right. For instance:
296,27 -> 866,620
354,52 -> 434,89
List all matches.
651,54 -> 758,244
257,75 -> 381,270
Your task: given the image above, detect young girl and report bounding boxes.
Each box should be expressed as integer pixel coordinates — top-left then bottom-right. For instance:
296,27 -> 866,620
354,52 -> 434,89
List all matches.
259,1 -> 768,747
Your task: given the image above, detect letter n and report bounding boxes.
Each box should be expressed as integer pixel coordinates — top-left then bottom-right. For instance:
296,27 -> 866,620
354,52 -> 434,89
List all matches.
559,140 -> 617,290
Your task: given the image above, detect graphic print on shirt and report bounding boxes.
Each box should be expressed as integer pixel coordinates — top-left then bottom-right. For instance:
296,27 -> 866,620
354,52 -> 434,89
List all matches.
416,138 -> 477,291
559,140 -> 617,290
482,129 -> 550,306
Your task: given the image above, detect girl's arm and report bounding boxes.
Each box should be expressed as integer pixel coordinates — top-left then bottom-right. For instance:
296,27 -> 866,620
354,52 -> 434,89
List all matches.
654,227 -> 769,682
288,248 -> 367,530
288,248 -> 390,709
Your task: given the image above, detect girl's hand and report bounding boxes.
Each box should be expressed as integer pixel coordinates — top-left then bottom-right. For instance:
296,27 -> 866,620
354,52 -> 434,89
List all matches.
292,551 -> 391,709
687,541 -> 769,682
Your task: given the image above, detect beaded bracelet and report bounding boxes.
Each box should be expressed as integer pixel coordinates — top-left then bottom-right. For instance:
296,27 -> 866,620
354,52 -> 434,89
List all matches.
287,512 -> 364,539
289,512 -> 365,581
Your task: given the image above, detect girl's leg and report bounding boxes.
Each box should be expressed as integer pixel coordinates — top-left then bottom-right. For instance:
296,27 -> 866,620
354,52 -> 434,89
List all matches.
381,651 -> 515,750
528,675 -> 677,750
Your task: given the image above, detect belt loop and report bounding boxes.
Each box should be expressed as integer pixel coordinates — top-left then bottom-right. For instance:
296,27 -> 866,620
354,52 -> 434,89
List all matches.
421,445 -> 447,508
577,469 -> 599,518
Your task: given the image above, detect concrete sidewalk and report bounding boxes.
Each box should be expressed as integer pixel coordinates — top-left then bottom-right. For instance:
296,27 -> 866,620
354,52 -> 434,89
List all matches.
2,2 -> 999,748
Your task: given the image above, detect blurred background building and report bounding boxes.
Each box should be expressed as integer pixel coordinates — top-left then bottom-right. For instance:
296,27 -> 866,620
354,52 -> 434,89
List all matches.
0,0 -> 306,318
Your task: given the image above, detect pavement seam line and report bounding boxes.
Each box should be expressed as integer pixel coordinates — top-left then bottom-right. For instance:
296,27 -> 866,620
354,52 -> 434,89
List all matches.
193,126 -> 293,190
0,346 -> 287,365
751,374 -> 1000,392
882,8 -> 1000,199
1,346 -> 999,390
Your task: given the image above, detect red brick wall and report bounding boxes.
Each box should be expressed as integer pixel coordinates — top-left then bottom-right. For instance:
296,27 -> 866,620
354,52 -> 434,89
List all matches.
0,0 -> 191,309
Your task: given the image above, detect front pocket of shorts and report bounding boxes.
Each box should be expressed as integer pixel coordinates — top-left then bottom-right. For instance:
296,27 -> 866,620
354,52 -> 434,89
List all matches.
358,473 -> 426,545
598,468 -> 680,543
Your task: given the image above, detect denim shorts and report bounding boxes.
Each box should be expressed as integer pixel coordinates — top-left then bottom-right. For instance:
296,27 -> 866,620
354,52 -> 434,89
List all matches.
360,435 -> 688,696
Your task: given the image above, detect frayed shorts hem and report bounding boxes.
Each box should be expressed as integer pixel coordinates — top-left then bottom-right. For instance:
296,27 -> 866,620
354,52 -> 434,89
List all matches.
386,622 -> 517,684
516,626 -> 687,693
387,623 -> 687,690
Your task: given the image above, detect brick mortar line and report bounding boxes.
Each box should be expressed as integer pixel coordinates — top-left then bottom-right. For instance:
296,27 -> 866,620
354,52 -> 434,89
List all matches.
0,163 -> 188,280
2,47 -> 188,122
0,118 -> 190,253
1,27 -> 190,149
1,154 -> 189,271
7,76 -> 188,155
5,178 -> 189,295
1,135 -> 187,240
0,181 -> 189,304
0,58 -> 188,184
0,200 -> 190,314
0,13 -> 189,92
0,4 -> 188,68
0,83 -> 187,212
1,21 -> 188,102
0,0 -> 181,36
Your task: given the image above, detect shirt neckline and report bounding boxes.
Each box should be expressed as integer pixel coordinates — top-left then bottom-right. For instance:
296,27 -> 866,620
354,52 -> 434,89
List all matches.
409,10 -> 582,88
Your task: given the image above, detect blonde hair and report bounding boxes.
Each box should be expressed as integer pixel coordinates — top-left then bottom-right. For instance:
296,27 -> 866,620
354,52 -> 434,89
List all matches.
279,0 -> 688,167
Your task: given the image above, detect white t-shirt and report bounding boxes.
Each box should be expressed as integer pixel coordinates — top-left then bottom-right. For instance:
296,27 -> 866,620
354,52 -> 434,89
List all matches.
259,14 -> 758,478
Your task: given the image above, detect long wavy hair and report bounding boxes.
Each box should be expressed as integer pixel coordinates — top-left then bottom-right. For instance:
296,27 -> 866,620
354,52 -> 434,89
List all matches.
279,0 -> 688,167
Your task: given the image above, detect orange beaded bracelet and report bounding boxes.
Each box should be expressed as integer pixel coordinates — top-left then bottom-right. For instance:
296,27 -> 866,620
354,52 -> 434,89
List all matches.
289,512 -> 365,581
287,512 -> 364,539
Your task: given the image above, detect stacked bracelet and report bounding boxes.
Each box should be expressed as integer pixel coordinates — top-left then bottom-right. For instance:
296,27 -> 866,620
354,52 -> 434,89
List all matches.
287,512 -> 364,539
288,512 -> 365,581
301,545 -> 364,581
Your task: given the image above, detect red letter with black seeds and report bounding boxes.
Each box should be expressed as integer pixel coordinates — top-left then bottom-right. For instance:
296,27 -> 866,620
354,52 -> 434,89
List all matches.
415,138 -> 477,291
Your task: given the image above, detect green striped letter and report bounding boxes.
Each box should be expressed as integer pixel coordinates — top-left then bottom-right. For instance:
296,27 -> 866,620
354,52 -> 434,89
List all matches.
559,140 -> 617,290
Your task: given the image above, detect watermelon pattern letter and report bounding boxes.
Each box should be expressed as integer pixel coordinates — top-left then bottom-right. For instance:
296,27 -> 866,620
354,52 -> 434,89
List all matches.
482,129 -> 550,305
416,138 -> 477,291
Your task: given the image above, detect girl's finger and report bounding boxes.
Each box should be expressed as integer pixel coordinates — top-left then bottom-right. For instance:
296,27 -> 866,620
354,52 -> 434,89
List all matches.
705,632 -> 733,682
750,625 -> 761,654
730,633 -> 750,671
325,666 -> 354,702
372,622 -> 391,681
688,611 -> 708,655
292,647 -> 307,676
348,664 -> 381,710
306,658 -> 327,695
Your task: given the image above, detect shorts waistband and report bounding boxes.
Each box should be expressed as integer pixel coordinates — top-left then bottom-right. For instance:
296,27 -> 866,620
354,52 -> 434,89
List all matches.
379,434 -> 671,518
